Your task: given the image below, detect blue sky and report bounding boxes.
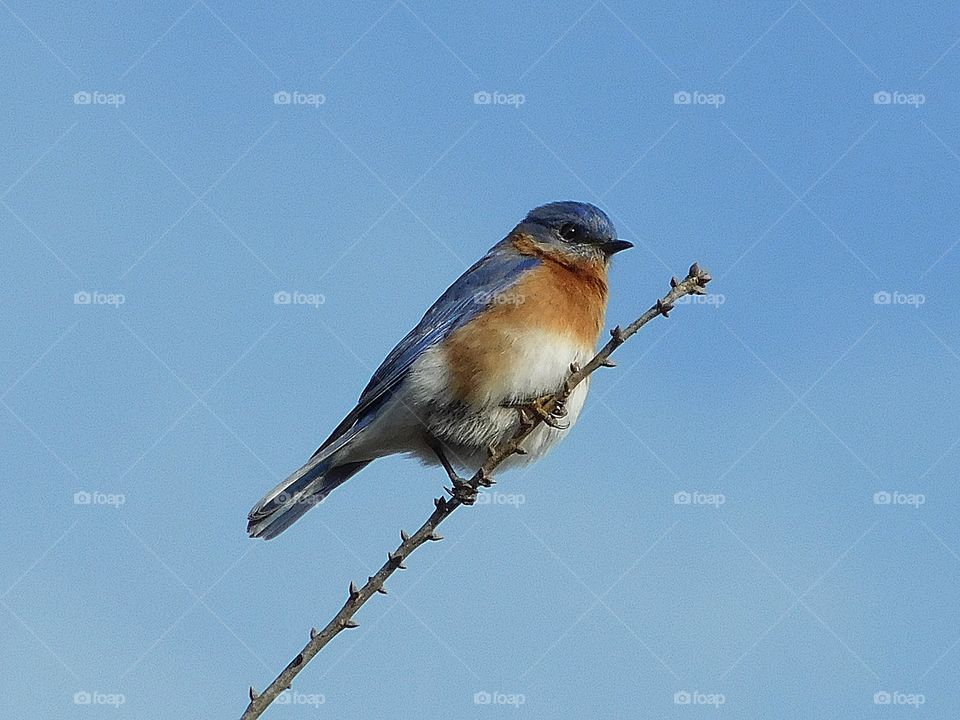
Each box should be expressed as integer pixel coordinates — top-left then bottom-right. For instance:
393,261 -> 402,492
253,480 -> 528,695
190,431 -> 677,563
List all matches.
2,1 -> 959,717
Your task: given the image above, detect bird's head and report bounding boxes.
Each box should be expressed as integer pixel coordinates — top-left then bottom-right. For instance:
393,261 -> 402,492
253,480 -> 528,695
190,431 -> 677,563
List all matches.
516,201 -> 633,263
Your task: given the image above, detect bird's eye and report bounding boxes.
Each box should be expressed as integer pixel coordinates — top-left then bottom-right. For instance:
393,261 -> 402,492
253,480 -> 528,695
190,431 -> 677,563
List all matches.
559,223 -> 581,242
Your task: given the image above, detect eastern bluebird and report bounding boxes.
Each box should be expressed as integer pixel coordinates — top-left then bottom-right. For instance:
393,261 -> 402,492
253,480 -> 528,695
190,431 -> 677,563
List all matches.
248,201 -> 632,539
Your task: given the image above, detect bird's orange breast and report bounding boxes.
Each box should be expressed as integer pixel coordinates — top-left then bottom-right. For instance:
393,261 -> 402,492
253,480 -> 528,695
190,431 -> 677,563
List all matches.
442,234 -> 609,406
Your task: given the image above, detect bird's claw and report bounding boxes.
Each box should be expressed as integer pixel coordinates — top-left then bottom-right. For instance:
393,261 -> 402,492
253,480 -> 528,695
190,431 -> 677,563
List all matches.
476,468 -> 495,488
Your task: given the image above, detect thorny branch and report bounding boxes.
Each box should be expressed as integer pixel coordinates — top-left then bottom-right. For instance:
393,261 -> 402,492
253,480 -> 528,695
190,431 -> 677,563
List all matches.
240,262 -> 712,719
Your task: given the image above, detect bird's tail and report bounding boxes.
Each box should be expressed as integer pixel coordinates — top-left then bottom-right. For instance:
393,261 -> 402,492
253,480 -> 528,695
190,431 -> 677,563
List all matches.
247,457 -> 369,540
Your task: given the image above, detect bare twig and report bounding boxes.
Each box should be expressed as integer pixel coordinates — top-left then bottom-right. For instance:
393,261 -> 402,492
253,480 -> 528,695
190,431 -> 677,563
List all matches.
240,263 -> 712,719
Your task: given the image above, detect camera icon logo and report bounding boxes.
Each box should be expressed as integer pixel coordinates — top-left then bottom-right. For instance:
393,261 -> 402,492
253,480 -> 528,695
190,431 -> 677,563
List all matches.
673,91 -> 692,105
74,491 -> 92,505
874,691 -> 892,704
273,91 -> 292,105
73,91 -> 92,105
273,290 -> 292,305
74,290 -> 92,305
473,91 -> 492,105
474,690 -> 492,704
873,91 -> 892,105
873,491 -> 892,505
673,490 -> 691,505
74,691 -> 92,704
873,290 -> 891,304
674,690 -> 692,704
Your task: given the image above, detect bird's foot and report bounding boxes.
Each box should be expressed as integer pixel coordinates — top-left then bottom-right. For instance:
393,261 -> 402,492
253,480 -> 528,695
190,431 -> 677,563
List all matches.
506,395 -> 569,430
448,477 -> 478,505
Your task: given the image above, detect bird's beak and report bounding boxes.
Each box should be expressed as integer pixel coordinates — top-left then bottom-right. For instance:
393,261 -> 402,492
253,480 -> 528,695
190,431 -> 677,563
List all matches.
598,239 -> 634,255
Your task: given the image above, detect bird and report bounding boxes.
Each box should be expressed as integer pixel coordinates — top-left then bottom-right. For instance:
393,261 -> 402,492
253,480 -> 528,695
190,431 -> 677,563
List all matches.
248,201 -> 632,539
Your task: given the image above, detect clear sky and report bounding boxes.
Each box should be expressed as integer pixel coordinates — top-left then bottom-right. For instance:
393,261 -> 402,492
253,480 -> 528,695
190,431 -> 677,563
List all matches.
2,1 -> 959,718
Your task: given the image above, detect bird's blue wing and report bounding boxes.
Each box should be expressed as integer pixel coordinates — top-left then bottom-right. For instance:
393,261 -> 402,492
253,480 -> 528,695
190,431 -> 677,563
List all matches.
312,239 -> 538,457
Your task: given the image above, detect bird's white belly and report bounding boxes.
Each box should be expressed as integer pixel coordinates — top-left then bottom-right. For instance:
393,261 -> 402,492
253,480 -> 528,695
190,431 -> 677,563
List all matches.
346,331 -> 595,470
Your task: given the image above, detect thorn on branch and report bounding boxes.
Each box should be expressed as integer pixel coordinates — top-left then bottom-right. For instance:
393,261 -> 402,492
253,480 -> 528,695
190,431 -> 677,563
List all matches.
687,262 -> 712,287
600,358 -> 617,368
569,361 -> 581,374
427,532 -> 443,541
610,325 -> 626,342
388,552 -> 406,569
670,276 -> 679,288
434,497 -> 446,510
310,627 -> 318,639
656,298 -> 674,318
348,581 -> 359,599
343,618 -> 359,629
400,529 -> 410,542
249,687 -> 258,702
376,586 -> 387,594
